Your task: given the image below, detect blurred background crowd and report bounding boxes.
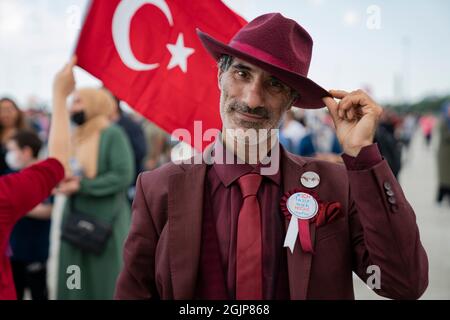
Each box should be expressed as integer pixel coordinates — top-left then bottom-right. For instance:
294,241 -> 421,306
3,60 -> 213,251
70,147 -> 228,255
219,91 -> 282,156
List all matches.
1,0 -> 449,300
1,92 -> 449,299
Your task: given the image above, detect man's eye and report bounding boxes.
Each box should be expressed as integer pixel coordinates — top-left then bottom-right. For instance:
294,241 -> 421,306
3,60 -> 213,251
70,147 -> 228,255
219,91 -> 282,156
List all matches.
269,78 -> 283,88
235,70 -> 248,78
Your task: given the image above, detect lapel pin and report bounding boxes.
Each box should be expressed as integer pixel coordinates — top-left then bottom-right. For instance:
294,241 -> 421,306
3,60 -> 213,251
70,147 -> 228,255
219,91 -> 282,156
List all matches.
300,171 -> 320,189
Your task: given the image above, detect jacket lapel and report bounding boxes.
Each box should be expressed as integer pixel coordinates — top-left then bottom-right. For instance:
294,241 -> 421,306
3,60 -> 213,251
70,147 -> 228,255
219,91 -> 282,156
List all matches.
281,149 -> 315,300
168,154 -> 207,299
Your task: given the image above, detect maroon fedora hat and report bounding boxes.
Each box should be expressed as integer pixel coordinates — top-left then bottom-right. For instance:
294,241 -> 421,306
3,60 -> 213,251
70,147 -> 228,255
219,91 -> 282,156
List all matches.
197,13 -> 330,109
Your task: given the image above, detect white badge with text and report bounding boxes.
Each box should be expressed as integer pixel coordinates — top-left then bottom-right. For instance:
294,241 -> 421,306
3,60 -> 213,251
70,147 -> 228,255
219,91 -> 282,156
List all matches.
284,192 -> 318,253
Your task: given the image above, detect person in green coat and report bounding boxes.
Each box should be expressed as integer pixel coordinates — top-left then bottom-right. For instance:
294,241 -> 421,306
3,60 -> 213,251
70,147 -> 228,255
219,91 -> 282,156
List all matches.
437,103 -> 450,204
54,85 -> 134,300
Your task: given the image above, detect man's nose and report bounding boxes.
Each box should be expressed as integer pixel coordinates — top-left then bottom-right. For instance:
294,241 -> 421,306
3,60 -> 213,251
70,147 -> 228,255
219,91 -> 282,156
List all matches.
242,80 -> 265,109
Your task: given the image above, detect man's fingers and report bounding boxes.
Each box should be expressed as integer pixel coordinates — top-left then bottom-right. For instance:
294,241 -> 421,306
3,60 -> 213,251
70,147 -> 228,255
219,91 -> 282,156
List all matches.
338,91 -> 372,119
323,96 -> 338,117
345,107 -> 357,121
338,95 -> 354,117
330,90 -> 351,118
323,96 -> 343,126
329,89 -> 350,99
329,89 -> 378,122
323,96 -> 338,110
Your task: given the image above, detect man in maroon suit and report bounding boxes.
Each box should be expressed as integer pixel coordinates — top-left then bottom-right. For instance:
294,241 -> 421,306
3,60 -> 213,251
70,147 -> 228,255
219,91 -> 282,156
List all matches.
115,13 -> 428,300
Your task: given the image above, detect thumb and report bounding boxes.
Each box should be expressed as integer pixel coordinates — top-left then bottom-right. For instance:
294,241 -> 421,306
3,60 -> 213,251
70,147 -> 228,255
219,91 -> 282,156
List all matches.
323,96 -> 340,124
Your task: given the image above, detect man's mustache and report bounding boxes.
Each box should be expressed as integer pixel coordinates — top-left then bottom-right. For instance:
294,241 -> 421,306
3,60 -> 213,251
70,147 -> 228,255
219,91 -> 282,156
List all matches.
228,101 -> 269,119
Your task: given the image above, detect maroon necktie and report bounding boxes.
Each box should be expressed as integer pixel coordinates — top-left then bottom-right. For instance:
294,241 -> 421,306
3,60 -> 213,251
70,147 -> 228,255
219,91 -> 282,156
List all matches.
236,173 -> 263,300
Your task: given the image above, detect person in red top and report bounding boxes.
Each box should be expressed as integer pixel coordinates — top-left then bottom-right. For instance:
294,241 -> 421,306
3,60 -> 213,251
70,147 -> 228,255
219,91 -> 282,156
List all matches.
0,57 -> 76,299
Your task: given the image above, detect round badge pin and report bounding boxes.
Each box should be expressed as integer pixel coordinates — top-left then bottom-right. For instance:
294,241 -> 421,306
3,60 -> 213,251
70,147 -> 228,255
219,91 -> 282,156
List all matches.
286,192 -> 319,220
300,171 -> 320,189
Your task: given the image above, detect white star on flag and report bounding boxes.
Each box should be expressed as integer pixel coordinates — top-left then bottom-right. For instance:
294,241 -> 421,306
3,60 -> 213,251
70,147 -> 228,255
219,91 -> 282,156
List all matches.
166,33 -> 195,73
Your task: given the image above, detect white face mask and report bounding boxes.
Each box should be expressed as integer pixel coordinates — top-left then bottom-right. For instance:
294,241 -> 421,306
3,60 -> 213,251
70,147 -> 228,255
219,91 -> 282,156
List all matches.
5,151 -> 23,171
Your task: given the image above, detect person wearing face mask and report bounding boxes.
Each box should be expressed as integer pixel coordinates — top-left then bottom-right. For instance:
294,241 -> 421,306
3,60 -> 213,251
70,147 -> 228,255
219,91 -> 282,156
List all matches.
0,97 -> 31,175
0,57 -> 74,300
6,130 -> 54,300
54,82 -> 134,300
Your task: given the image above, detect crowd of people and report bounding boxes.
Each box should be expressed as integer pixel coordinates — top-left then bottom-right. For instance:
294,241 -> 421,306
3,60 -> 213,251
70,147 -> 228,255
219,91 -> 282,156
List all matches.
0,58 -> 173,300
281,108 -> 404,177
279,105 -> 450,200
0,58 -> 448,299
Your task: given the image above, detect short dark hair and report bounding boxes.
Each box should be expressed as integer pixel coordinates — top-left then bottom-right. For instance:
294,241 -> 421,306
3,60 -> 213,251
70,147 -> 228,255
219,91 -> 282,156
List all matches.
10,130 -> 43,158
217,54 -> 300,103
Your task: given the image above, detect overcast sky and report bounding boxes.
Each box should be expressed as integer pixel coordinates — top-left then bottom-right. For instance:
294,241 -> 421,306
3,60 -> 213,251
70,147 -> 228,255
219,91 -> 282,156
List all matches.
0,0 -> 449,109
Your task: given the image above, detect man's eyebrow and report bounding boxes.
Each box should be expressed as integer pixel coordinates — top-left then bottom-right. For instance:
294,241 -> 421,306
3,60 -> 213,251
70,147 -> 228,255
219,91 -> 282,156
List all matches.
269,75 -> 281,81
232,63 -> 252,71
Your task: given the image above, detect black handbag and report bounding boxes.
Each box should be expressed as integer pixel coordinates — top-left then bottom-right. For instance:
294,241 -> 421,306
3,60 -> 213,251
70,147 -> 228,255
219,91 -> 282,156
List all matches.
61,196 -> 119,256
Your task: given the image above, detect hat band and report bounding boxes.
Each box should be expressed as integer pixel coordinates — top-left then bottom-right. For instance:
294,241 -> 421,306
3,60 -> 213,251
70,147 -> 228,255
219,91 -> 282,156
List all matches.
229,40 -> 290,71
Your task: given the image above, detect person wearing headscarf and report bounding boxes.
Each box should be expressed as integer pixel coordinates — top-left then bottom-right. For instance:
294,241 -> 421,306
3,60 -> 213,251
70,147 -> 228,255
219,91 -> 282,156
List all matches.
55,87 -> 134,300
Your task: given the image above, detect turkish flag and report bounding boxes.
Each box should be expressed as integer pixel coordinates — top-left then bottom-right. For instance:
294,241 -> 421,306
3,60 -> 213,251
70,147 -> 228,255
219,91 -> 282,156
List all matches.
75,0 -> 246,150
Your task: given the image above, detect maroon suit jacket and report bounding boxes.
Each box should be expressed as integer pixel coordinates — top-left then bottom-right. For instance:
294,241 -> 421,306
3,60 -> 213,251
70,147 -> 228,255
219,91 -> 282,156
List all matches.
115,146 -> 428,300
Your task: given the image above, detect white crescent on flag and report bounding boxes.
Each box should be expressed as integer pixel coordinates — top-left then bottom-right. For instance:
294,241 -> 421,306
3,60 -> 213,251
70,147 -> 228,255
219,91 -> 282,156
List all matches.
112,0 -> 173,71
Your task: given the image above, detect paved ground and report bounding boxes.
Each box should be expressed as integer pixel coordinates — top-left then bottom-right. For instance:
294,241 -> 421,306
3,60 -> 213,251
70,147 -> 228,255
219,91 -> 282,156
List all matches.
353,132 -> 450,299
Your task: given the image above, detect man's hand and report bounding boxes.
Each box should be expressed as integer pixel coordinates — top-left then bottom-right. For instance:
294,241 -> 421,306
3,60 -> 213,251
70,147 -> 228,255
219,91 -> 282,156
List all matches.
53,55 -> 77,99
323,89 -> 383,157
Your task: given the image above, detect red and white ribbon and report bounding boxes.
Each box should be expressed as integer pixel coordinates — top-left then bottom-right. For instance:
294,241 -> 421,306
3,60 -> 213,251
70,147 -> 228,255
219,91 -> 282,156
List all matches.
280,190 -> 319,253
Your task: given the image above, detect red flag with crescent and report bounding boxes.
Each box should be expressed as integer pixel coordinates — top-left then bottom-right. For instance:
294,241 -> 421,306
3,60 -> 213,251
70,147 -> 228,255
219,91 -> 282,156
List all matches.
75,0 -> 246,150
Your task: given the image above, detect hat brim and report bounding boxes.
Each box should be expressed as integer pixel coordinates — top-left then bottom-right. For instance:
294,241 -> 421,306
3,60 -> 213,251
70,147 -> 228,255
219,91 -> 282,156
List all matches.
197,29 -> 331,109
